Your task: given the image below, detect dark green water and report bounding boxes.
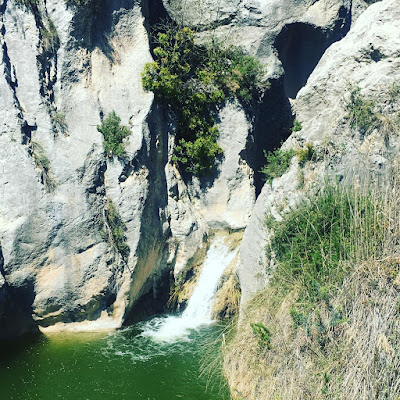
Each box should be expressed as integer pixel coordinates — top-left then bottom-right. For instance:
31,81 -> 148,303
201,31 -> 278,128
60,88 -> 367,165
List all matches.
0,319 -> 229,400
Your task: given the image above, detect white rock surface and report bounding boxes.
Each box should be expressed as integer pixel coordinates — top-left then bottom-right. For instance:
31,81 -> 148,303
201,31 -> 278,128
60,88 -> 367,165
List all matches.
188,102 -> 255,230
0,0 -> 171,334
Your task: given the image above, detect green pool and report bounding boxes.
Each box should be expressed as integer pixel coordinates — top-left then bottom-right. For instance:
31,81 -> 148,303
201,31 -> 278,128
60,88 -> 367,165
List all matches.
0,318 -> 230,400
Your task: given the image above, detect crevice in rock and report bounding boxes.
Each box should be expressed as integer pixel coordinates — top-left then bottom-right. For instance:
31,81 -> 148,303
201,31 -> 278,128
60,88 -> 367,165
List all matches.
0,0 -> 6,15
141,0 -> 175,53
23,1 -> 61,135
2,2 -> 62,192
241,77 -> 294,196
274,10 -> 351,99
0,243 -> 39,341
121,102 -> 172,321
118,158 -> 139,183
123,267 -> 173,324
21,120 -> 37,145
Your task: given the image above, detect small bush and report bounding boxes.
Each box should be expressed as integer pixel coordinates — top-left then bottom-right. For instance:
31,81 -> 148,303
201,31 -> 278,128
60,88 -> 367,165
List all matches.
260,148 -> 295,184
103,199 -> 130,259
31,141 -> 56,192
97,111 -> 130,158
291,119 -> 302,133
52,111 -> 68,134
389,82 -> 400,100
345,85 -> 378,135
40,19 -> 60,53
296,143 -> 315,167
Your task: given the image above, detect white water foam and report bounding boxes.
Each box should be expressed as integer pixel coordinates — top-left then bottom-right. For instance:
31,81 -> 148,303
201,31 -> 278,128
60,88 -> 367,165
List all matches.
141,236 -> 238,342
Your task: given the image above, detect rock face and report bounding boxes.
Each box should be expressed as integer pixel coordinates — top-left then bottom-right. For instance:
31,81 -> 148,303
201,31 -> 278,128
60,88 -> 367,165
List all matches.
0,0 -> 169,332
188,102 -> 255,231
0,0 -> 256,335
0,0 -> 186,334
237,0 -> 400,304
166,0 -> 357,192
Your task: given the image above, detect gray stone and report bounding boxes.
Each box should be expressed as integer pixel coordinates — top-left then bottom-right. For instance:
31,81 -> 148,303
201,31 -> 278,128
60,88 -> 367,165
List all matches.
188,101 -> 255,231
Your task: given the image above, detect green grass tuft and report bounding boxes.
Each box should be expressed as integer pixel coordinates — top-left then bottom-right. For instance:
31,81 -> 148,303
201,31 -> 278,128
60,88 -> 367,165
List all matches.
103,199 -> 130,260
345,84 -> 378,135
291,119 -> 302,133
250,322 -> 272,349
260,148 -> 295,184
296,143 -> 315,167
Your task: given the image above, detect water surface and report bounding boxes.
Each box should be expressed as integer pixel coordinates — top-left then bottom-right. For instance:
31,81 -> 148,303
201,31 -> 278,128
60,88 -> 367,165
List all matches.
0,320 -> 229,400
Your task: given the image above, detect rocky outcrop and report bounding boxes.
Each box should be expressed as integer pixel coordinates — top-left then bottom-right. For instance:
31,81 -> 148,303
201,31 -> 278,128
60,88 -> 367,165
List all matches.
163,0 -> 357,227
187,101 -> 255,231
226,1 -> 400,397
164,0 -> 355,82
237,0 -> 400,304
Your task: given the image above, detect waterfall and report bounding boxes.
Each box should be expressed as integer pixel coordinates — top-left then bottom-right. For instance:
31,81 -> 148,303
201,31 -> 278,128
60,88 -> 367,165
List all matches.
141,236 -> 238,342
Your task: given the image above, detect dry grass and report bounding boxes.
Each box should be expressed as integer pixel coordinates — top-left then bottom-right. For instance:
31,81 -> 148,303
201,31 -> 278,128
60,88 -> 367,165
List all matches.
212,231 -> 243,320
31,141 -> 56,192
224,263 -> 400,400
212,258 -> 241,320
223,169 -> 400,400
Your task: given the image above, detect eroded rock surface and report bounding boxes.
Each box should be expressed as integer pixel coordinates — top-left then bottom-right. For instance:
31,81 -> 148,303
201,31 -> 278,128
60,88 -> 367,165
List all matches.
0,0 -> 172,333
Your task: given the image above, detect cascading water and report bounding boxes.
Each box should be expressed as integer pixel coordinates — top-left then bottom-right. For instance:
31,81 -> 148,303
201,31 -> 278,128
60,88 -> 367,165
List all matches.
142,236 -> 238,342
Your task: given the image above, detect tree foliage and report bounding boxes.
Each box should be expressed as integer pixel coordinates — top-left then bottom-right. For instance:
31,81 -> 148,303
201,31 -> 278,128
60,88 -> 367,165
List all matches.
142,27 -> 265,175
97,111 -> 130,158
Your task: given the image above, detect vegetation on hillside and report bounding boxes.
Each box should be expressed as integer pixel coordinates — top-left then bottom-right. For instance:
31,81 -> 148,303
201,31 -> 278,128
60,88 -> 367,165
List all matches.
291,119 -> 302,133
261,148 -> 295,184
31,141 -> 56,192
296,143 -> 315,167
345,85 -> 378,135
224,172 -> 400,399
97,111 -> 131,158
102,199 -> 130,260
142,27 -> 265,175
